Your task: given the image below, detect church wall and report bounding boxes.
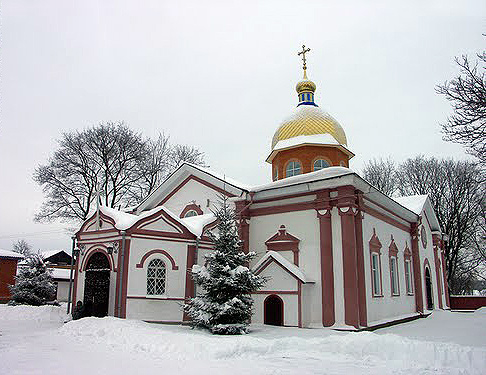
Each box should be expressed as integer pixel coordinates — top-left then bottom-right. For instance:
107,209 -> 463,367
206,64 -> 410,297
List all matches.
252,294 -> 298,326
126,299 -> 183,322
74,241 -> 120,317
259,262 -> 298,291
252,262 -> 299,326
248,209 -> 321,327
419,214 -> 443,311
162,178 -> 235,218
74,267 -> 117,316
362,213 -> 416,325
124,237 -> 190,322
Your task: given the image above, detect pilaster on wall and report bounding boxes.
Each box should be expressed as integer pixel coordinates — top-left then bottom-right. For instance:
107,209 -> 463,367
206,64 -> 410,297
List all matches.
183,245 -> 197,322
432,234 -> 444,309
337,186 -> 360,329
411,224 -> 424,313
354,193 -> 367,327
316,190 -> 335,327
439,239 -> 451,308
235,200 -> 251,254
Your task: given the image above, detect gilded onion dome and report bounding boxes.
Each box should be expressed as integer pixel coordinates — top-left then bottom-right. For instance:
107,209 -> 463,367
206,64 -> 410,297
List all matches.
271,106 -> 347,149
271,69 -> 347,150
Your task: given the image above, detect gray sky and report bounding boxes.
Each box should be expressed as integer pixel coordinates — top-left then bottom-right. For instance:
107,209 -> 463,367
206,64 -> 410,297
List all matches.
1,0 -> 484,252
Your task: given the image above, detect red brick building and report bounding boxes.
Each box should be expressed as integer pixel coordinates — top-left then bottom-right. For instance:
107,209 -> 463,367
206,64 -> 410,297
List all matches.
0,249 -> 24,302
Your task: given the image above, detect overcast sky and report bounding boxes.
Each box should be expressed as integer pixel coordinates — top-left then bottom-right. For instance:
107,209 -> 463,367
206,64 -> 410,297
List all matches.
1,0 -> 484,252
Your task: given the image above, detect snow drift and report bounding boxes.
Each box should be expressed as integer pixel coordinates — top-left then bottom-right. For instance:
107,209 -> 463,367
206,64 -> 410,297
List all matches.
60,317 -> 486,374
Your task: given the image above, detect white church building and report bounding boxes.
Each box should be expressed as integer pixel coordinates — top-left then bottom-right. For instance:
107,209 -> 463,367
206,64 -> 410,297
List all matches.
73,49 -> 450,330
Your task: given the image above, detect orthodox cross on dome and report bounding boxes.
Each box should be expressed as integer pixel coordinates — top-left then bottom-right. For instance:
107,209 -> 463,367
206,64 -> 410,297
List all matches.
297,45 -> 311,78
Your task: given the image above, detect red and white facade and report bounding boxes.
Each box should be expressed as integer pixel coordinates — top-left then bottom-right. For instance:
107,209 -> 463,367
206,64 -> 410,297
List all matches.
73,162 -> 450,329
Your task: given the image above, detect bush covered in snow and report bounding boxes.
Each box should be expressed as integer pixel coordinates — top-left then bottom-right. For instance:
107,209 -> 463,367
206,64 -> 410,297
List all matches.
9,253 -> 56,306
184,197 -> 266,335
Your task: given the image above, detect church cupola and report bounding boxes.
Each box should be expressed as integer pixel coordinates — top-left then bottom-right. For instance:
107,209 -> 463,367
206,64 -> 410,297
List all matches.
266,45 -> 354,181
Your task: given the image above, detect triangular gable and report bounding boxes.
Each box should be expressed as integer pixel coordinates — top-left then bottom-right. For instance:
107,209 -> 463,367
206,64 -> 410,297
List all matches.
135,163 -> 248,213
78,205 -> 202,238
79,211 -> 118,234
253,251 -> 310,283
421,197 -> 441,232
128,207 -> 194,237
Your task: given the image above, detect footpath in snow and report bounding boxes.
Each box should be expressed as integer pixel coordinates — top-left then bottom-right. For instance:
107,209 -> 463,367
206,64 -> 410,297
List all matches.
1,305 -> 485,375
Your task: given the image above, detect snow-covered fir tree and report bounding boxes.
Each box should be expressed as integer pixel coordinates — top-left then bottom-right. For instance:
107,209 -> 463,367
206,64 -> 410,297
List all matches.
9,253 -> 56,306
184,197 -> 266,335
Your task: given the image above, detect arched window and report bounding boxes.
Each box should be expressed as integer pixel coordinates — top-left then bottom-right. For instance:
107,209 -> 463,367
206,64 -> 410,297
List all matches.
147,259 -> 166,295
184,210 -> 198,218
313,159 -> 330,171
286,161 -> 301,177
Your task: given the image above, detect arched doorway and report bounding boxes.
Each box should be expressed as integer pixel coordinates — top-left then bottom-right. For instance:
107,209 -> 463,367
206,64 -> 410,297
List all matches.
425,266 -> 434,310
84,252 -> 111,317
264,295 -> 283,326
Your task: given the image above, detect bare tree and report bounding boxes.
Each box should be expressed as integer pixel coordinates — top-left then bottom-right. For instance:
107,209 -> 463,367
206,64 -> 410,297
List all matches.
13,239 -> 32,256
34,122 -> 206,223
362,157 -> 397,196
436,52 -> 486,162
168,144 -> 206,170
395,156 -> 485,293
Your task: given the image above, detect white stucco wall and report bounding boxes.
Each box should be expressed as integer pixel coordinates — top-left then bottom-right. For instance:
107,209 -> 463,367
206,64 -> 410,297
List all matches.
125,237 -> 191,321
163,178 -> 235,217
56,280 -> 70,302
249,209 -> 320,327
361,213 -> 416,325
252,294 -> 299,326
418,214 -> 444,311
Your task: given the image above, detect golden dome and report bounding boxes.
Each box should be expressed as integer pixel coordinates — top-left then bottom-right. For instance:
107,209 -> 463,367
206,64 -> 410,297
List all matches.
271,105 -> 347,149
296,79 -> 316,94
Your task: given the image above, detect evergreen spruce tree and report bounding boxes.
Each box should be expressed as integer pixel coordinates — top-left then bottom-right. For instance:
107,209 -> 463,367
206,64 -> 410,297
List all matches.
9,253 -> 56,306
184,197 -> 266,335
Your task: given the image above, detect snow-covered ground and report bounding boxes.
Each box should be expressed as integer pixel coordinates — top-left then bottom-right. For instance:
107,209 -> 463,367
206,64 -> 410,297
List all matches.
1,305 -> 485,375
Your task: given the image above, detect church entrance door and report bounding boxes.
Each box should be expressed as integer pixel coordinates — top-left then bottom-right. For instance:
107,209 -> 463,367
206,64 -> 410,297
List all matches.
264,295 -> 283,326
84,252 -> 111,317
425,267 -> 434,310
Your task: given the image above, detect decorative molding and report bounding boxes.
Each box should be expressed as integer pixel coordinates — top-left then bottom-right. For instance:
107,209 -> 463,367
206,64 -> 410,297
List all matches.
369,228 -> 382,254
180,203 -> 203,218
135,249 -> 179,270
79,246 -> 116,273
265,225 -> 300,265
388,235 -> 399,257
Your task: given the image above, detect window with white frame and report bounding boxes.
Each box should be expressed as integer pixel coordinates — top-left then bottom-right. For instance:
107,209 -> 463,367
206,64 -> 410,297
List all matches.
285,161 -> 301,177
404,259 -> 413,294
390,257 -> 399,296
371,253 -> 382,296
313,159 -> 330,171
146,259 -> 166,295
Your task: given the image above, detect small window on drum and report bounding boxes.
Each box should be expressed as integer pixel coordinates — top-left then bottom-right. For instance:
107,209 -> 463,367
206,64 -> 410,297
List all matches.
313,159 -> 330,171
184,210 -> 198,218
286,161 -> 301,177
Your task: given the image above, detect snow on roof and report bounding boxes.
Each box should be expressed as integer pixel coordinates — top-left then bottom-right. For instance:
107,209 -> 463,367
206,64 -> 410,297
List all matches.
272,134 -> 340,151
250,166 -> 353,193
182,162 -> 251,191
253,251 -> 310,283
41,250 -> 71,259
180,213 -> 216,237
394,195 -> 428,215
99,205 -> 207,238
0,249 -> 24,259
